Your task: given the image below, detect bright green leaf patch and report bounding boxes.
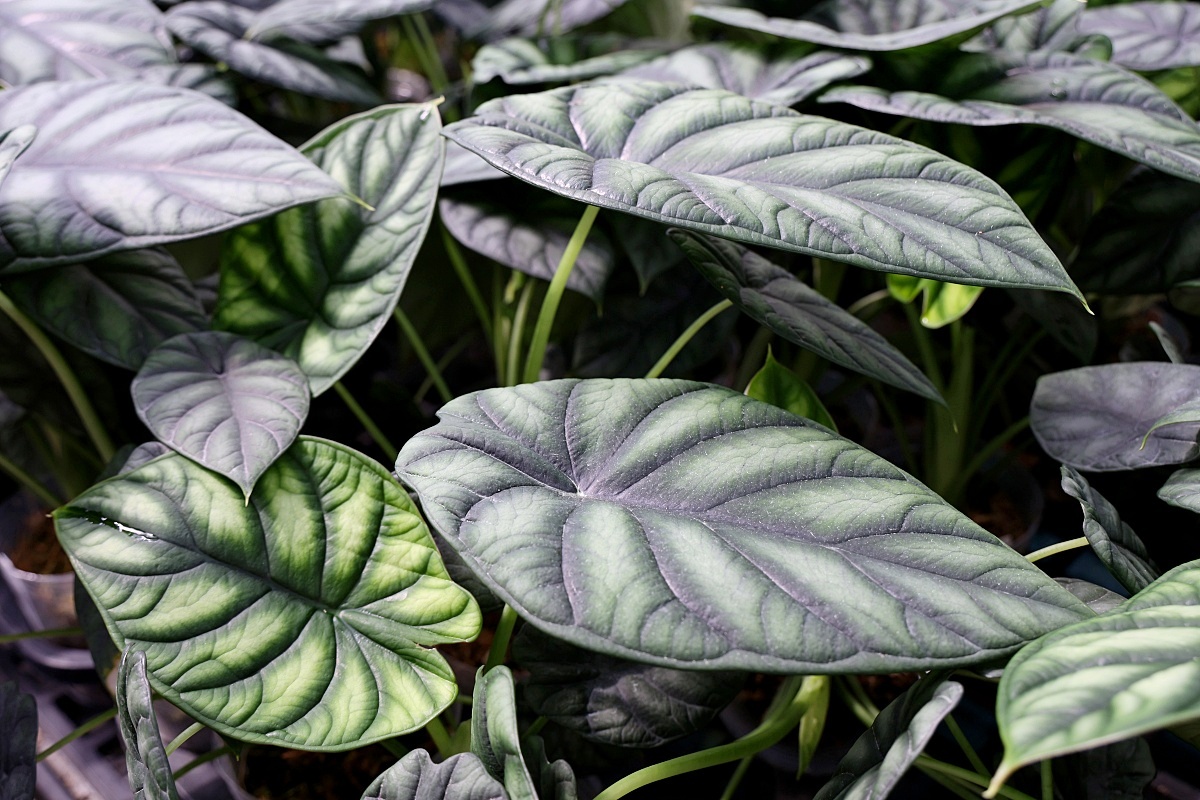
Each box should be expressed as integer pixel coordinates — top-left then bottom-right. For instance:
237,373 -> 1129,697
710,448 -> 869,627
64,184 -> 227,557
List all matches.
745,348 -> 837,432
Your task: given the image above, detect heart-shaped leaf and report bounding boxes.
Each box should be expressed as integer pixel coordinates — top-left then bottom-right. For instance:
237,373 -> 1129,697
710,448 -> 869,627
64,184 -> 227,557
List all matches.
443,80 -> 1079,297
0,125 -> 35,189
216,103 -> 444,395
1060,467 -> 1159,594
117,443 -> 174,475
991,560 -> 1200,793
396,379 -> 1089,672
473,37 -> 664,85
362,751 -> 507,800
475,0 -> 632,40
622,44 -> 871,108
514,625 -> 743,747
745,348 -> 837,431
0,0 -> 173,86
822,50 -> 1200,184
0,80 -> 344,272
1159,467 -> 1200,513
613,218 -> 683,292
166,1 -> 380,104
670,230 -> 940,402
132,331 -> 310,498
5,249 -> 207,370
56,438 -> 481,749
692,0 -> 1044,52
814,677 -> 963,800
1078,3 -> 1200,71
1030,363 -> 1200,471
117,650 -> 181,800
0,682 -> 36,800
248,0 -> 436,42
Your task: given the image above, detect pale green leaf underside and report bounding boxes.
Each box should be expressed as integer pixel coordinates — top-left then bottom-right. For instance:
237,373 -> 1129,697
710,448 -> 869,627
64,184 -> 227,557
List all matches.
362,751 -> 507,800
55,438 -> 481,750
1079,2 -> 1200,71
396,379 -> 1089,673
117,650 -> 181,800
0,681 -> 36,800
216,103 -> 444,395
443,80 -> 1078,296
0,80 -> 344,272
1159,468 -> 1200,513
248,0 -> 437,42
477,0 -> 632,40
132,331 -> 311,497
1060,466 -> 1158,594
473,37 -> 664,85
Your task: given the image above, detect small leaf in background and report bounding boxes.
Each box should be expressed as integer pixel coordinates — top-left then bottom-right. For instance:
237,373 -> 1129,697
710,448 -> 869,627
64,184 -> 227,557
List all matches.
472,37 -> 664,85
132,331 -> 310,499
472,666 -> 538,800
671,230 -> 940,402
1158,467 -> 1200,513
117,650 -> 182,800
919,281 -> 983,329
797,676 -> 831,776
991,560 -> 1200,794
1054,578 -> 1125,615
217,103 -> 444,395
1078,2 -> 1200,71
613,218 -> 683,293
5,249 -> 208,371
1060,466 -> 1159,594
116,443 -> 174,475
56,438 -> 481,750
0,80 -> 344,272
443,81 -> 1080,299
814,677 -> 963,800
1052,736 -> 1156,800
397,379 -> 1089,673
514,625 -> 744,748
474,0 -> 633,40
970,0 -> 1088,54
361,750 -> 507,800
886,273 -> 923,303
0,125 -> 35,188
247,0 -> 437,43
0,681 -> 36,800
745,348 -> 838,432
1030,363 -> 1200,471
1150,320 -> 1188,363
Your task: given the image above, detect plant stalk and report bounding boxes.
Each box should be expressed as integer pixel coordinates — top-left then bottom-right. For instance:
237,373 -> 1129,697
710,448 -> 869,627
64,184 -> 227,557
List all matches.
0,627 -> 82,644
165,722 -> 205,756
425,715 -> 454,759
644,299 -> 733,380
1025,536 -> 1090,564
37,707 -> 117,761
173,746 -> 234,781
333,382 -> 397,457
441,225 -> 494,344
0,451 -> 64,508
506,280 -> 537,388
393,308 -> 452,403
718,757 -> 753,800
484,605 -> 519,672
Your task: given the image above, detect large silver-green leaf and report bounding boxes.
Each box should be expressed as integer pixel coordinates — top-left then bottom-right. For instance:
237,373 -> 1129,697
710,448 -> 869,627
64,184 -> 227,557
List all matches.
622,44 -> 871,107
822,51 -> 1200,184
1060,466 -> 1159,594
216,103 -> 443,395
814,677 -> 963,800
991,560 -> 1200,792
670,230 -> 940,402
476,0 -> 632,40
0,0 -> 174,86
0,682 -> 35,800
514,625 -> 743,747
362,752 -> 507,800
166,1 -> 380,104
55,438 -> 481,750
248,0 -> 436,42
5,249 -> 207,370
1078,3 -> 1200,71
473,37 -> 664,85
117,650 -> 181,800
396,379 -> 1090,672
1159,467 -> 1200,513
0,80 -> 344,272
969,0 -> 1087,54
0,125 -> 35,189
1030,363 -> 1200,471
131,331 -> 311,498
443,80 -> 1080,297
692,0 -> 1043,52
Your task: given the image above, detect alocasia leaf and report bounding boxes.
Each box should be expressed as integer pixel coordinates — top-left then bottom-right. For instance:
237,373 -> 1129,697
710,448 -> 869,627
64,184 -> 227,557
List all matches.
55,437 -> 482,749
166,1 -> 380,104
396,379 -> 1089,672
0,80 -> 344,273
822,50 -> 1200,184
216,103 -> 444,395
916,281 -> 983,329
117,442 -> 173,474
139,62 -> 236,105
692,0 -> 1044,52
745,348 -> 837,432
0,681 -> 36,800
473,667 -> 539,800
991,560 -> 1200,793
131,331 -> 311,498
1052,737 -> 1156,800
1030,363 -> 1200,471
5,249 -> 207,370
514,625 -> 744,747
473,37 -> 663,85
117,650 -> 181,800
475,0 -> 632,40
1150,320 -> 1187,364
1060,467 -> 1159,594
614,218 -> 682,292
1078,3 -> 1200,71
442,141 -> 506,186
0,125 -> 35,189
247,0 -> 437,42
670,230 -> 940,401
814,677 -> 963,800
362,751 -> 507,800
1055,578 -> 1125,614
443,81 -> 1080,298
622,44 -> 871,107
0,0 -> 174,86
969,0 -> 1087,54
1158,467 -> 1200,513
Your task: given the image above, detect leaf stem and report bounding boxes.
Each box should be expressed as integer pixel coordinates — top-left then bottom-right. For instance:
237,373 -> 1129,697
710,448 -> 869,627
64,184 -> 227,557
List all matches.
522,205 -> 599,384
1041,759 -> 1053,800
718,757 -> 752,800
0,452 -> 64,508
425,715 -> 454,759
393,308 -> 452,404
1025,536 -> 1089,564
37,707 -> 117,761
333,382 -> 397,458
506,280 -> 537,388
173,746 -> 234,781
484,605 -> 519,672
380,738 -> 408,758
0,288 -> 114,464
165,722 -> 205,756
412,13 -> 451,100
919,756 -> 1037,800
0,627 -> 82,644
944,713 -> 988,776
644,299 -> 734,380
526,716 -> 547,737
441,225 -> 493,345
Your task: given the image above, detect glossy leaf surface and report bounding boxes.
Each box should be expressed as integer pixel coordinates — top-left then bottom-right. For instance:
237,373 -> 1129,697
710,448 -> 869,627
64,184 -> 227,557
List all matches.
56,438 -> 481,749
132,331 -> 310,497
443,81 -> 1078,296
1060,467 -> 1158,594
442,142 -> 506,186
671,230 -> 940,401
362,751 -> 507,800
1079,3 -> 1200,71
0,682 -> 35,800
1030,363 -> 1200,471
473,38 -> 663,85
745,348 -> 837,432
248,0 -> 436,42
216,103 -> 444,395
1159,468 -> 1200,513
0,80 -> 344,272
396,379 -> 1088,672
0,126 -> 35,189
117,650 -> 181,800
6,249 -> 207,370
515,625 -> 743,747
